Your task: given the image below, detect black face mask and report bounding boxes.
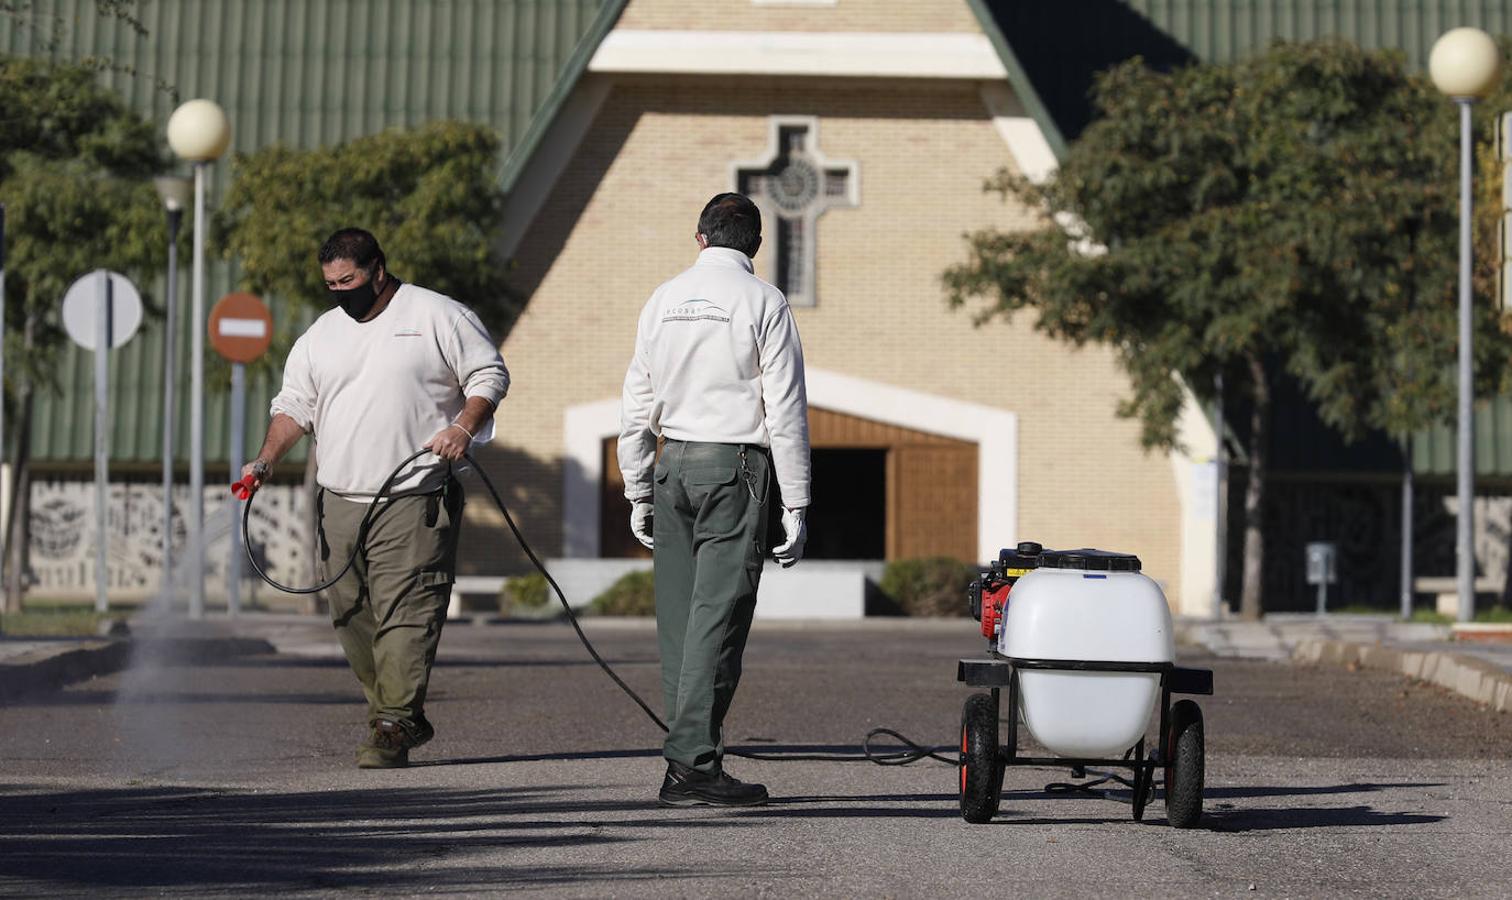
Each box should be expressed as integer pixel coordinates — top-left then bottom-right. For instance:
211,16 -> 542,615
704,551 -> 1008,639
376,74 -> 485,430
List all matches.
329,274 -> 380,321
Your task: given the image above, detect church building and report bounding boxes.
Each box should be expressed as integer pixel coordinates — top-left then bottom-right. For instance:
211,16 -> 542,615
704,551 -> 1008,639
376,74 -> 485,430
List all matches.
468,0 -> 1209,613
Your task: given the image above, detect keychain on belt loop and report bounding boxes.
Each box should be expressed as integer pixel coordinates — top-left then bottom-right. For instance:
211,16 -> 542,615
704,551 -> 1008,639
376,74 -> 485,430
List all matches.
738,446 -> 766,505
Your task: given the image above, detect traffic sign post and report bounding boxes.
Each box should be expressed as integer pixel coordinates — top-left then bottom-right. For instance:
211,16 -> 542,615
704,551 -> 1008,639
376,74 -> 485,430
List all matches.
210,292 -> 272,616
62,270 -> 143,614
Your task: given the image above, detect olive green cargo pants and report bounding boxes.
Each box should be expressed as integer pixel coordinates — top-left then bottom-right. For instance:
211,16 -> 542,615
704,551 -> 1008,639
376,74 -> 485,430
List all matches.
653,440 -> 771,773
318,479 -> 463,733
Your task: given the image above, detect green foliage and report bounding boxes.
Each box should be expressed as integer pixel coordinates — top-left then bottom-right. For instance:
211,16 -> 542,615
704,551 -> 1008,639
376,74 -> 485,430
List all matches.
1408,608 -> 1452,625
0,54 -> 167,391
0,1 -> 147,47
589,570 -> 656,616
501,572 -> 549,611
216,121 -> 517,350
879,557 -> 977,617
944,40 -> 1509,449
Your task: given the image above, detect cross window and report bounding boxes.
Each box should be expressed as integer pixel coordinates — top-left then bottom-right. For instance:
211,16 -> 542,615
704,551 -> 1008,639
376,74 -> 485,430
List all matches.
733,117 -> 858,307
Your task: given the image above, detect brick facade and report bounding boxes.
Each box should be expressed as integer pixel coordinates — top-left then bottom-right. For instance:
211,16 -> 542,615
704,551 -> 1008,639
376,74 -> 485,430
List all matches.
480,71 -> 1187,604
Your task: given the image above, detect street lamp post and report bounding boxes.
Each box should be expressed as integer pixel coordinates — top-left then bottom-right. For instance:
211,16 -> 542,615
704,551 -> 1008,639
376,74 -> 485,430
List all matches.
1430,28 -> 1502,625
152,176 -> 191,605
166,100 -> 231,619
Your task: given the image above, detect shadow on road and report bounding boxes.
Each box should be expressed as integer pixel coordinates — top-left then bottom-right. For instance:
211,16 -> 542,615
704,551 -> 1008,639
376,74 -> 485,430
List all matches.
4,690 -> 358,707
0,783 -> 763,892
415,743 -> 955,768
1199,805 -> 1447,832
162,654 -> 663,671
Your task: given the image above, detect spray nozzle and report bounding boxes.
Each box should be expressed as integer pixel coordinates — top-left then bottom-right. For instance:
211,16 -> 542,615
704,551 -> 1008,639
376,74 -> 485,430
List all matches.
231,461 -> 270,500
231,474 -> 257,500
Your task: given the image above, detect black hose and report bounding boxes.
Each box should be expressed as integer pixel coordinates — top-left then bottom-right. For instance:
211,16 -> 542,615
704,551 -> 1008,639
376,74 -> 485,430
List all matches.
240,449 -> 957,767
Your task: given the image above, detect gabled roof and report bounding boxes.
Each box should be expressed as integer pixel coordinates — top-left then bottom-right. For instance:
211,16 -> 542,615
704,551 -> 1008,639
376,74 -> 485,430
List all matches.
969,0 -> 1512,160
0,0 -> 627,466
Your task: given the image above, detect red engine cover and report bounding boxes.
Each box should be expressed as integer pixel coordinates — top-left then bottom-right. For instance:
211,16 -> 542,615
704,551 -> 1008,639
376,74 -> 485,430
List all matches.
979,584 -> 1012,639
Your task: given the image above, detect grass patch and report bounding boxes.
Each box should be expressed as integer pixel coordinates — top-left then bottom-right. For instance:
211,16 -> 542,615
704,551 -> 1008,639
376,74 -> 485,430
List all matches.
1409,608 -> 1453,625
1392,607 -> 1512,625
0,609 -> 108,637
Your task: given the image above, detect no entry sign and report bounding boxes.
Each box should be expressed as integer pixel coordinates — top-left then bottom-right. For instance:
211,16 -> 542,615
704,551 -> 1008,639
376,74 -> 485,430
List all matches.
209,292 -> 272,363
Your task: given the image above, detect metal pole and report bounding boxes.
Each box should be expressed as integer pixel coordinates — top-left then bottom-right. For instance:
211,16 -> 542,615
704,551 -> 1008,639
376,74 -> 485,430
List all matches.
1457,99 -> 1477,624
227,362 -> 245,616
95,272 -> 113,614
0,203 -> 6,584
1213,372 -> 1227,619
189,162 -> 207,619
162,208 -> 180,604
1401,441 -> 1414,619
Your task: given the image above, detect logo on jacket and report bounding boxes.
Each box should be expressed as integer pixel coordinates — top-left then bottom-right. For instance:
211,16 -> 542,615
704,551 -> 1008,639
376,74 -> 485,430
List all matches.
663,298 -> 730,323
393,328 -> 423,337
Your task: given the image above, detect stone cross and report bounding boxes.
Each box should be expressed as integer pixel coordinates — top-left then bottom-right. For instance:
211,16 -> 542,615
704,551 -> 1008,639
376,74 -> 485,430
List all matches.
734,117 -> 858,307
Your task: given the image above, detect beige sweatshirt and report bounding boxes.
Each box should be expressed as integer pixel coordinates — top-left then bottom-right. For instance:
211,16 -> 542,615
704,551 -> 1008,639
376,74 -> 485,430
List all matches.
270,282 -> 509,498
618,247 -> 811,508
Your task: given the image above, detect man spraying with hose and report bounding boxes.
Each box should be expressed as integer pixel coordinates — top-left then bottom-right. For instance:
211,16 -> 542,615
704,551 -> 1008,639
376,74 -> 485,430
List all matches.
240,228 -> 509,768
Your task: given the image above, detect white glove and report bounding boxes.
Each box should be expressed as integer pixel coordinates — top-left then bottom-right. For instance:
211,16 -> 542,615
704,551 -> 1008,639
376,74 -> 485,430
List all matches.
630,499 -> 655,550
772,506 -> 807,568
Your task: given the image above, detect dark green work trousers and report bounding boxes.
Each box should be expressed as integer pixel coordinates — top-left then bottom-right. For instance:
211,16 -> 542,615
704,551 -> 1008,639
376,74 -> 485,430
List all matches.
653,440 -> 772,773
318,479 -> 463,732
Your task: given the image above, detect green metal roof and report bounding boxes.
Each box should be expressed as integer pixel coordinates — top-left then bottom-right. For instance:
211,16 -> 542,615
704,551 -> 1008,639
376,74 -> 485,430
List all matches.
970,0 -> 1512,154
1,0 -> 624,466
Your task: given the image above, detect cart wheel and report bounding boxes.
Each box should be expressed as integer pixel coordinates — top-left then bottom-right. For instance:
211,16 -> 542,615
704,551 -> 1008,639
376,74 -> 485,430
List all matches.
1164,699 -> 1204,829
959,692 -> 1001,824
1131,743 -> 1153,822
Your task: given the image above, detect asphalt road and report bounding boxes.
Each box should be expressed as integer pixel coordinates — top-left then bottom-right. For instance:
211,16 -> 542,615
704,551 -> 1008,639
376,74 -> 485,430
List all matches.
1,619 -> 1509,898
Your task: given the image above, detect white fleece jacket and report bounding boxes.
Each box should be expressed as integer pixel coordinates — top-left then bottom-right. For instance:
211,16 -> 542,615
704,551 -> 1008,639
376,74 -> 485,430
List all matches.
618,246 -> 811,508
270,282 -> 509,498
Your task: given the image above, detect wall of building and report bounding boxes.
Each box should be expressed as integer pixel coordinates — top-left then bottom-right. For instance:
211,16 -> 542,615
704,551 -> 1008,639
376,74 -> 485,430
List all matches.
616,0 -> 982,33
490,73 -> 1188,602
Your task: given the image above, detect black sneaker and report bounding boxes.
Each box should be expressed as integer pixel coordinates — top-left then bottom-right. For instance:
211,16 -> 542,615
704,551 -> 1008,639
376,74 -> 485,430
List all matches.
658,761 -> 769,807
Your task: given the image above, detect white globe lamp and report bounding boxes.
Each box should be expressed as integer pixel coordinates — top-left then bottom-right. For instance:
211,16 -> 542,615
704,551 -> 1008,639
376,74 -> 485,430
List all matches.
1430,27 -> 1502,99
166,99 -> 232,162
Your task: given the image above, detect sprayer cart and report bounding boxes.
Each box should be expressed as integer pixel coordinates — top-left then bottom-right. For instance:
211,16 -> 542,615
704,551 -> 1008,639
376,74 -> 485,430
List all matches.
957,543 -> 1213,828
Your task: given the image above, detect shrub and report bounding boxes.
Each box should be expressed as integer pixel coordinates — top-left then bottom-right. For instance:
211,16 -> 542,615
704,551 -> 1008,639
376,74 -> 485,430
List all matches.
590,570 -> 656,616
879,557 -> 978,617
500,572 -> 550,614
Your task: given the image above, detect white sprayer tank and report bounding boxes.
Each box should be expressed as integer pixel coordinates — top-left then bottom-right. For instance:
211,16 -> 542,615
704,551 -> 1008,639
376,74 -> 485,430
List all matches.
999,549 -> 1173,759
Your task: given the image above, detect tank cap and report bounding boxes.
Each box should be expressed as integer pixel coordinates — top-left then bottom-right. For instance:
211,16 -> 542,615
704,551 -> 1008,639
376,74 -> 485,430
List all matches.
999,542 -> 1043,566
1039,548 -> 1142,572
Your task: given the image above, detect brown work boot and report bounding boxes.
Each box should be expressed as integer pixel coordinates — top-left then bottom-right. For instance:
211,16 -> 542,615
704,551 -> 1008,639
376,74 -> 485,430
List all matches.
356,719 -> 411,769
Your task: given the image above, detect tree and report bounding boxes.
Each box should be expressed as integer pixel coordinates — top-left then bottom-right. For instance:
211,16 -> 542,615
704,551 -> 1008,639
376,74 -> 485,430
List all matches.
217,120 -> 516,344
0,55 -> 167,611
944,41 -> 1512,620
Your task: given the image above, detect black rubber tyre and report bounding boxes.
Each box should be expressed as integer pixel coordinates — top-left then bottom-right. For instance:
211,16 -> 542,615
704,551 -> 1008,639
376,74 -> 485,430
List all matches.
1164,699 -> 1205,829
959,692 -> 1001,824
1130,742 -> 1152,822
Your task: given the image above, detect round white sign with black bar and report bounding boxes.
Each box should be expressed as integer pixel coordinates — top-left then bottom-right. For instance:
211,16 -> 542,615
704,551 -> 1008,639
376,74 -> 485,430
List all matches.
61,269 -> 143,350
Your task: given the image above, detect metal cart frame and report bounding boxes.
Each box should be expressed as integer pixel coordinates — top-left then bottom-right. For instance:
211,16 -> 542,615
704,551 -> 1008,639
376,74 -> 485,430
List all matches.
956,655 -> 1214,827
